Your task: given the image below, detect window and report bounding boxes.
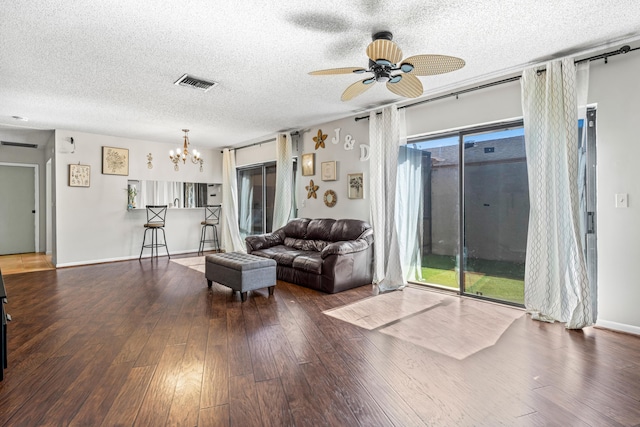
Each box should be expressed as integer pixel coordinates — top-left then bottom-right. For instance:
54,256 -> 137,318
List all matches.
237,160 -> 297,238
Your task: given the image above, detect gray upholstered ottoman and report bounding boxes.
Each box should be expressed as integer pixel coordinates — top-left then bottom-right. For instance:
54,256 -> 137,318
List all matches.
205,252 -> 276,301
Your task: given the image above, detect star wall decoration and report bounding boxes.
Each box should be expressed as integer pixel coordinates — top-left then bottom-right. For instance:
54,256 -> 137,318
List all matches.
306,179 -> 319,199
313,129 -> 327,150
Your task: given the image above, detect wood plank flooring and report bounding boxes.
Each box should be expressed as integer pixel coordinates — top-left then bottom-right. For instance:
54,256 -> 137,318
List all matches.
0,253 -> 55,275
1,256 -> 639,426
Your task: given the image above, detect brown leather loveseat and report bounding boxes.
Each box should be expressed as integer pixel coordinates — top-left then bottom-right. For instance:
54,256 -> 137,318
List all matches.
245,218 -> 374,293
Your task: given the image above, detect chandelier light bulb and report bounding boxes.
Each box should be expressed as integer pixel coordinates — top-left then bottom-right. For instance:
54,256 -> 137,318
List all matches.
169,129 -> 204,171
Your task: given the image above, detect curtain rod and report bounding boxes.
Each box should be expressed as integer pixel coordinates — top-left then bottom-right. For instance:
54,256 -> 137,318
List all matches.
221,131 -> 299,153
355,44 -> 638,122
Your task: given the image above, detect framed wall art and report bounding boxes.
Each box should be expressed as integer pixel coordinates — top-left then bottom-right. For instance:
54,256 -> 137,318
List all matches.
323,189 -> 337,207
102,146 -> 129,176
321,161 -> 336,181
301,153 -> 315,176
348,172 -> 364,199
68,164 -> 91,187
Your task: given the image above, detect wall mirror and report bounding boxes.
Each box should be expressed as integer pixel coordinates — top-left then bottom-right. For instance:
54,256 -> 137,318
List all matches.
127,180 -> 222,208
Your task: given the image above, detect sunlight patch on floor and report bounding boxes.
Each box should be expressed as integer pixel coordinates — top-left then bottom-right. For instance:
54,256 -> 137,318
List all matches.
170,256 -> 205,273
324,287 -> 524,360
324,287 -> 445,330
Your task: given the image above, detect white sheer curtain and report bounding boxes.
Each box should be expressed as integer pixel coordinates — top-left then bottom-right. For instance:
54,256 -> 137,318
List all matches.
521,58 -> 593,329
272,132 -> 293,230
220,149 -> 246,253
397,145 -> 424,282
238,172 -> 253,238
369,105 -> 405,293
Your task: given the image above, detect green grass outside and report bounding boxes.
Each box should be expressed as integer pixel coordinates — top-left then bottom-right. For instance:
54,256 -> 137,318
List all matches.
417,254 -> 525,305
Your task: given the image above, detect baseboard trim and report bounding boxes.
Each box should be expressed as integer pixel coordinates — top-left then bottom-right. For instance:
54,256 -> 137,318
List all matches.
595,319 -> 640,336
55,249 -> 200,268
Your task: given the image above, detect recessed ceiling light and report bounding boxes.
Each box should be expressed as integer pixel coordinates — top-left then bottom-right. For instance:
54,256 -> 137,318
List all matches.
11,115 -> 28,121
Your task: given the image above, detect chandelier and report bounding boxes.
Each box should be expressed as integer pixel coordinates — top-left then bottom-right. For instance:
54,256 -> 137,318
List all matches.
169,129 -> 204,172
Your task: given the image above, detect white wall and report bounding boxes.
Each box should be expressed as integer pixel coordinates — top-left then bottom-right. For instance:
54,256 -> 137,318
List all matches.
54,130 -> 223,266
236,140 -> 277,167
296,117 -> 370,221
588,53 -> 640,334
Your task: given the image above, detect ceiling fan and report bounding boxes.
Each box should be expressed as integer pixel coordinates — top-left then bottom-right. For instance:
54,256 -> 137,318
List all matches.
309,31 -> 465,101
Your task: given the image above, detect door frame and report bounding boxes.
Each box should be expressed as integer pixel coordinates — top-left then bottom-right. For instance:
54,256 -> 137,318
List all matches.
0,162 -> 39,253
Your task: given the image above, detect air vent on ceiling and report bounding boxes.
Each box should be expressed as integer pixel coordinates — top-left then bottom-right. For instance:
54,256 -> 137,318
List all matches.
1,141 -> 38,149
174,74 -> 218,92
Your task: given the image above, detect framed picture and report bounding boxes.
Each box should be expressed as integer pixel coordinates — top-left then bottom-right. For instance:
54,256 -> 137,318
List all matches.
102,146 -> 129,176
321,161 -> 337,181
323,189 -> 337,207
301,153 -> 315,176
68,164 -> 91,187
348,172 -> 364,199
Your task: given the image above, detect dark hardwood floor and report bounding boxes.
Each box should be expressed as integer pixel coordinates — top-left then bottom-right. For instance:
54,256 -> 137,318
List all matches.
1,255 -> 639,426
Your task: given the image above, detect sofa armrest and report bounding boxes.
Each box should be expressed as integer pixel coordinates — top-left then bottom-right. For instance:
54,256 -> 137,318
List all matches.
245,231 -> 284,252
321,239 -> 370,259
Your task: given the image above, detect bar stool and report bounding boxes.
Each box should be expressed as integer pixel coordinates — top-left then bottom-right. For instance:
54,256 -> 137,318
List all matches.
198,204 -> 221,255
139,205 -> 170,260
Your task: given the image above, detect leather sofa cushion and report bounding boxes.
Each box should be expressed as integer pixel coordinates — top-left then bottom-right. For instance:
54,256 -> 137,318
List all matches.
252,245 -> 314,267
321,239 -> 370,258
284,237 -> 328,252
292,253 -> 323,274
282,218 -> 311,239
250,246 -> 295,263
330,219 -> 372,241
306,219 -> 335,240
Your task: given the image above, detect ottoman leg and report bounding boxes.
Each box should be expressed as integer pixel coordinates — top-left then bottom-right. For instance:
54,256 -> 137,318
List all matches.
268,286 -> 275,296
241,292 -> 248,302
207,279 -> 212,288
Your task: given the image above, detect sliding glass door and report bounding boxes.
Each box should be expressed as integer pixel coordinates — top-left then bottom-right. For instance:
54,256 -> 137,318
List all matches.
412,122 -> 527,305
415,136 -> 460,289
462,127 -> 528,304
237,162 -> 276,238
411,113 -> 597,307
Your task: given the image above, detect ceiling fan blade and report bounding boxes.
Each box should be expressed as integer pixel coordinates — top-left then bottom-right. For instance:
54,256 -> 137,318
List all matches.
386,74 -> 423,98
341,78 -> 376,101
309,67 -> 367,75
401,54 -> 465,76
366,39 -> 403,64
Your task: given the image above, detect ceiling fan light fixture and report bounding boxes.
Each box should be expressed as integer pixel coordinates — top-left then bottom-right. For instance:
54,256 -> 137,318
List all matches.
376,72 -> 391,83
400,63 -> 414,73
309,30 -> 465,101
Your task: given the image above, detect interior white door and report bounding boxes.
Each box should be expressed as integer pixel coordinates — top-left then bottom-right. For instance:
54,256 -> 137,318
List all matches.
0,165 -> 36,254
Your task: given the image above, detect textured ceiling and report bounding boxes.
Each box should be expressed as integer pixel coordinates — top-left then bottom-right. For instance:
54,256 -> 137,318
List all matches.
1,0 -> 640,149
